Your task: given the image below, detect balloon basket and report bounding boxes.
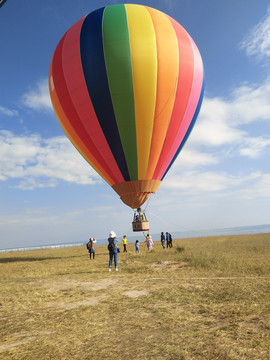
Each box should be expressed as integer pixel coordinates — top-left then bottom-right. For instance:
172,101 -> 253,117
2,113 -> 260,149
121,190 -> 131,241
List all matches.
132,221 -> 150,232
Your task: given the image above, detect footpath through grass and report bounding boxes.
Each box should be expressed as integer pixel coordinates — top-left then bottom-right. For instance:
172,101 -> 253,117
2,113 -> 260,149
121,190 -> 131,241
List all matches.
0,233 -> 269,359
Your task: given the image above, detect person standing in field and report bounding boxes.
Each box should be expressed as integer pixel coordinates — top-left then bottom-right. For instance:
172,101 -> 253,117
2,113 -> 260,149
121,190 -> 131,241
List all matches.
86,237 -> 96,260
147,235 -> 153,251
166,232 -> 170,248
169,233 -> 173,247
144,232 -> 153,251
122,235 -> 128,252
161,232 -> 166,249
135,240 -> 140,253
108,231 -> 118,272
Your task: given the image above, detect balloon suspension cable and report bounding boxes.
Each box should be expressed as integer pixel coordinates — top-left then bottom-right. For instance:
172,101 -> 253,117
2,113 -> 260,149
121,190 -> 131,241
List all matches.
142,193 -> 152,213
147,209 -> 203,236
141,194 -> 152,231
125,223 -> 133,237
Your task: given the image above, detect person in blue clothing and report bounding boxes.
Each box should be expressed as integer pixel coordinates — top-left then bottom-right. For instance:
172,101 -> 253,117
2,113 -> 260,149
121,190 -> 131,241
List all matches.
108,231 -> 118,272
135,240 -> 140,253
166,232 -> 170,248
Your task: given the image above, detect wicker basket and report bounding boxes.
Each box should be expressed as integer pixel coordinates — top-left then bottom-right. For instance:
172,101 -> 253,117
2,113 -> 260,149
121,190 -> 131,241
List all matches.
132,221 -> 150,232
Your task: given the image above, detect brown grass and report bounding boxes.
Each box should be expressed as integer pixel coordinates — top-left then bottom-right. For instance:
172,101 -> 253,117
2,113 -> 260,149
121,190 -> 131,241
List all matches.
0,233 -> 269,359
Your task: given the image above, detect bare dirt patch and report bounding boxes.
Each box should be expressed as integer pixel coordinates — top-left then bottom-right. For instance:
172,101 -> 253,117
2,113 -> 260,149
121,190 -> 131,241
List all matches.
34,278 -> 118,292
123,290 -> 149,298
0,338 -> 37,353
0,331 -> 54,353
149,260 -> 188,270
181,283 -> 204,290
50,295 -> 107,310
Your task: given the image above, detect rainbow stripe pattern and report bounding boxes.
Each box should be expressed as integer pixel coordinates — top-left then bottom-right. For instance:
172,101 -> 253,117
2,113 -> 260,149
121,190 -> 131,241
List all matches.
49,4 -> 204,209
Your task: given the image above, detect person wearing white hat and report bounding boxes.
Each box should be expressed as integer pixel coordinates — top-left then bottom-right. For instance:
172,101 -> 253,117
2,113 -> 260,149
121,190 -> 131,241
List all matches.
86,237 -> 96,260
108,231 -> 118,271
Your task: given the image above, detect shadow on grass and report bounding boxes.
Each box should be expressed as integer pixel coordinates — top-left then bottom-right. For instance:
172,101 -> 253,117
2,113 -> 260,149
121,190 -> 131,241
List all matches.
0,253 -> 90,263
176,246 -> 185,253
0,257 -> 63,263
0,253 -> 108,263
55,271 -> 94,276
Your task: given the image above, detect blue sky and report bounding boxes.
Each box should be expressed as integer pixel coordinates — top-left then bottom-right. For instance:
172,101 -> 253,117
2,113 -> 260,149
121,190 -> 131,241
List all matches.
1,0 -> 270,249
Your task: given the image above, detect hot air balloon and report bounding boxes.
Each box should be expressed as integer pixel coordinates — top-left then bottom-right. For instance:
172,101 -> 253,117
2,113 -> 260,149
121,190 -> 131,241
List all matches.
49,4 -> 204,231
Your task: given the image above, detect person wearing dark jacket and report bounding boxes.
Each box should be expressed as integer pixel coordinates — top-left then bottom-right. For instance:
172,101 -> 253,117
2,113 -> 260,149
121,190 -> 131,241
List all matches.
161,232 -> 165,249
108,231 -> 118,272
169,233 -> 173,248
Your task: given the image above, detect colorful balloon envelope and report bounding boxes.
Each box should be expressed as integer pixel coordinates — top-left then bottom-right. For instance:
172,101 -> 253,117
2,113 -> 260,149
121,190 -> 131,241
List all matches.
49,4 -> 204,209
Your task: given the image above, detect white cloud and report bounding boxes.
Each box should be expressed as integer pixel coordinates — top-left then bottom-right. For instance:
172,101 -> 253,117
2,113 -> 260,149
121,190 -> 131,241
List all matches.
192,97 -> 246,147
239,137 -> 270,158
162,170 -> 243,194
240,6 -> 270,59
242,173 -> 270,199
172,147 -> 218,169
0,205 -> 116,228
188,76 -> 270,162
231,80 -> 270,124
154,170 -> 270,223
0,130 -> 99,189
21,79 -> 52,112
0,106 -> 18,117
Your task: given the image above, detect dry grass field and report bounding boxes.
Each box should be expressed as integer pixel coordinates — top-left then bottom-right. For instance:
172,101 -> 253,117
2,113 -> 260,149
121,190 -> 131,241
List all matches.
0,233 -> 269,359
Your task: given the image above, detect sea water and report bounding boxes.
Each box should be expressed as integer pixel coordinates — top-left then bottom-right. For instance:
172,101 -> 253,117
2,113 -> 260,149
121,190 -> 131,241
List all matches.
1,223 -> 269,253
